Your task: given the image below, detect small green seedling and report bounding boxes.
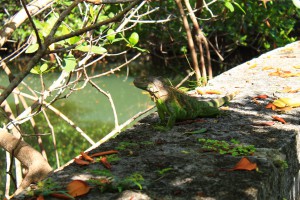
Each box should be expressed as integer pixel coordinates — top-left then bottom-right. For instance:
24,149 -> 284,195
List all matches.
185,128 -> 207,134
27,178 -> 72,199
198,138 -> 255,156
87,170 -> 144,193
157,167 -> 173,175
116,141 -> 138,150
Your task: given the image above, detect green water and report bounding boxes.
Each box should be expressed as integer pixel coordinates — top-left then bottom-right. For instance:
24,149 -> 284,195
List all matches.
0,72 -> 153,195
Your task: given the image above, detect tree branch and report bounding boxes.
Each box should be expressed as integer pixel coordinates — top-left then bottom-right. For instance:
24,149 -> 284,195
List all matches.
20,0 -> 42,48
0,0 -> 54,48
48,0 -> 143,44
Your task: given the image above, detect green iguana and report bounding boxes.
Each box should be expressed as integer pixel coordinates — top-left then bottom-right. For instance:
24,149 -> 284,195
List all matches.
134,77 -> 237,129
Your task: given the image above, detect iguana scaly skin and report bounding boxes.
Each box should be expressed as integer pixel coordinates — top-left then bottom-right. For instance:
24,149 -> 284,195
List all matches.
134,77 -> 237,128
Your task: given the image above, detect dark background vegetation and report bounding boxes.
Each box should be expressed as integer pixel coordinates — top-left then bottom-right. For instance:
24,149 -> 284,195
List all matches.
1,0 -> 299,77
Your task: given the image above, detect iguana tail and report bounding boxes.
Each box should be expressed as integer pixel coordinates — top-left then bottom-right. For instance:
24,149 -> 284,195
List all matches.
209,91 -> 239,107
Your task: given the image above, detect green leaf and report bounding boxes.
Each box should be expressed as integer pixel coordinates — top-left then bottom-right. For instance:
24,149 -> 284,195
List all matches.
128,32 -> 139,46
133,46 -> 149,53
89,6 -> 95,19
180,46 -> 188,54
40,63 -> 48,73
225,2 -> 234,12
75,44 -> 107,54
62,54 -> 77,72
185,128 -> 207,134
108,12 -> 114,18
111,38 -> 124,43
68,36 -> 81,45
26,43 -> 39,53
233,2 -> 246,14
91,46 -> 107,54
107,29 -> 116,42
30,66 -> 41,74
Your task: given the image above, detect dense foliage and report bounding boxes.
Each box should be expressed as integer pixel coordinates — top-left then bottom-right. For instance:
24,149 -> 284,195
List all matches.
1,0 -> 299,73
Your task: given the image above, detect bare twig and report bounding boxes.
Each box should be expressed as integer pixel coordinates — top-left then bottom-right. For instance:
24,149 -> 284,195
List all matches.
49,0 -> 143,44
0,87 -> 96,145
0,0 -> 55,48
20,0 -> 42,48
184,0 -> 212,80
175,0 -> 201,85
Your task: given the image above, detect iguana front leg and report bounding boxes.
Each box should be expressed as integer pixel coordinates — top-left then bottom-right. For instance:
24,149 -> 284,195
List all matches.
166,115 -> 176,129
156,99 -> 167,123
154,99 -> 173,131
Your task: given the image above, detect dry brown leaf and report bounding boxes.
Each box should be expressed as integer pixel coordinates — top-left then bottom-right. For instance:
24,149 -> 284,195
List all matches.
276,107 -> 293,112
205,90 -> 222,95
252,121 -> 275,126
67,180 -> 91,197
100,156 -> 112,169
248,63 -> 257,69
272,116 -> 286,124
254,94 -> 269,99
273,97 -> 300,107
80,152 -> 94,162
268,68 -> 281,76
262,66 -> 274,71
37,195 -> 45,200
265,19 -> 271,27
265,103 -> 276,110
230,157 -> 257,171
90,150 -> 118,158
195,88 -> 206,95
50,193 -> 72,199
74,158 -> 90,166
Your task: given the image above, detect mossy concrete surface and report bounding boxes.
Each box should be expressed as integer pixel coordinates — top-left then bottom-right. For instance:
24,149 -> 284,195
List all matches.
16,41 -> 300,200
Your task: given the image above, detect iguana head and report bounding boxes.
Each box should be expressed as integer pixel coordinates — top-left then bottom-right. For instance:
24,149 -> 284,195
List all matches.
134,77 -> 169,101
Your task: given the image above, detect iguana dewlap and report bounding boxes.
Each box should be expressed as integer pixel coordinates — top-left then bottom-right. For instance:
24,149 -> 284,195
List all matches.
134,77 -> 237,128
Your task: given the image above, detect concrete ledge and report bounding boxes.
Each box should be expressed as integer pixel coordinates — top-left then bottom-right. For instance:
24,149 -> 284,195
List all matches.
16,41 -> 300,200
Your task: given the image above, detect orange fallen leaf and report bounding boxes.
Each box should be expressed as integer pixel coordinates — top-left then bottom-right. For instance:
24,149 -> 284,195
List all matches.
229,157 -> 257,171
252,121 -> 275,126
80,152 -> 94,162
37,195 -> 45,200
276,107 -> 293,112
287,88 -> 300,93
205,90 -> 222,95
50,193 -> 72,199
265,103 -> 276,110
254,94 -> 269,99
272,116 -> 286,124
195,88 -> 206,95
90,150 -> 118,158
268,68 -> 281,76
248,63 -> 257,69
74,158 -> 90,166
100,156 -> 112,169
265,19 -> 271,28
67,180 -> 91,197
262,66 -> 274,71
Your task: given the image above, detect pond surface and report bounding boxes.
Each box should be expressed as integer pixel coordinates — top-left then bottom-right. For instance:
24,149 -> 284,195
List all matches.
0,71 -> 154,195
